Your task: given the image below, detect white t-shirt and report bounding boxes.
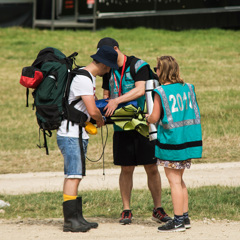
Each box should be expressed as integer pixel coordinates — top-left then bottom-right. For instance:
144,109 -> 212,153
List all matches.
57,69 -> 96,139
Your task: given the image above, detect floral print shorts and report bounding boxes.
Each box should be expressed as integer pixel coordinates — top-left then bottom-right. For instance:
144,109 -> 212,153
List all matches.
157,159 -> 191,169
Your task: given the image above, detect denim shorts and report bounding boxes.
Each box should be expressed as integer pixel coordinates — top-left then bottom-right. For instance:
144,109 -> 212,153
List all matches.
57,135 -> 88,178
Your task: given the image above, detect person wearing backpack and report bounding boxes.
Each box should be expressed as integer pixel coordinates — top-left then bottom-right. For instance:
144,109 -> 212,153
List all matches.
97,38 -> 171,225
57,45 -> 118,232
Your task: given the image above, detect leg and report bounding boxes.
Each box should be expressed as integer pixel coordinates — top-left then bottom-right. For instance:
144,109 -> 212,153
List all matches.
112,131 -> 135,224
158,168 -> 186,232
62,177 -> 91,232
57,136 -> 91,232
119,165 -> 135,210
164,168 -> 185,216
181,177 -> 189,214
62,138 -> 89,197
181,177 -> 191,229
144,164 -> 162,208
119,165 -> 135,225
145,164 -> 172,223
181,170 -> 189,215
63,178 -> 81,196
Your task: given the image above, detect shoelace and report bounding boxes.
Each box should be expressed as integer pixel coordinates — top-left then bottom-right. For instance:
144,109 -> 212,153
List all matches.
122,211 -> 131,219
156,208 -> 167,216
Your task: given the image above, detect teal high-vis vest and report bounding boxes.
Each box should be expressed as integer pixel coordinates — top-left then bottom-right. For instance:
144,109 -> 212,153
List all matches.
154,83 -> 202,161
109,58 -> 150,132
109,59 -> 148,111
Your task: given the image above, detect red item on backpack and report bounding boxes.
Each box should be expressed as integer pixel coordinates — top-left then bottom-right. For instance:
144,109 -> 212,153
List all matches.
20,66 -> 44,89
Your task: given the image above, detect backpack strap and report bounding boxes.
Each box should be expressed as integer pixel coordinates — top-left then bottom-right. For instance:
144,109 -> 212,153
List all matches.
66,68 -> 93,105
26,88 -> 29,107
71,68 -> 93,81
37,128 -> 52,155
79,126 -> 86,176
64,68 -> 93,131
42,129 -> 50,155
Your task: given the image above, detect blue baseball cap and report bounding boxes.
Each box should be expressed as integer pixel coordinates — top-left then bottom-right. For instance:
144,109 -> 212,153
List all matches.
91,45 -> 119,69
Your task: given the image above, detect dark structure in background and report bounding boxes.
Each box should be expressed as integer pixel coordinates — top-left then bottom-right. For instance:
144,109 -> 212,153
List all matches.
95,0 -> 240,30
0,0 -> 240,30
0,0 -> 33,27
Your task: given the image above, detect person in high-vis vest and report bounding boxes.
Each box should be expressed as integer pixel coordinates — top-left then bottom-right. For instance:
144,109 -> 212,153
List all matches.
97,37 -> 171,225
146,56 -> 202,232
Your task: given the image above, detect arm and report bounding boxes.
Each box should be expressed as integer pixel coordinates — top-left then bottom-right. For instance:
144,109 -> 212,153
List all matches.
104,81 -> 145,117
146,93 -> 162,124
82,95 -> 104,127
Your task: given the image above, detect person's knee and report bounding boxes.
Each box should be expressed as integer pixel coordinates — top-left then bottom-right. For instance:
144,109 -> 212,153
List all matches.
65,178 -> 81,185
63,178 -> 81,195
121,166 -> 135,175
144,164 -> 159,176
181,179 -> 187,188
168,177 -> 182,186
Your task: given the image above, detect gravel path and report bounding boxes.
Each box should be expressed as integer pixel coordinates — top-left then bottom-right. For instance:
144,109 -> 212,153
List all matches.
0,162 -> 239,195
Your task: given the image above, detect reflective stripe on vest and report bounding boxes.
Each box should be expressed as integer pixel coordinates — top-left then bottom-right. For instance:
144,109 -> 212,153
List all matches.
155,83 -> 202,161
157,83 -> 200,129
134,59 -> 146,73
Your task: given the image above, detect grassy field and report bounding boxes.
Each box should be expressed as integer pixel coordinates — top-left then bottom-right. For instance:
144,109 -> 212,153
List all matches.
0,27 -> 240,174
1,186 -> 239,221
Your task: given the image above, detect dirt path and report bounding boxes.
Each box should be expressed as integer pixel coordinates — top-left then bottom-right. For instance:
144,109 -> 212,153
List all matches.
0,162 -> 239,195
0,219 -> 239,240
0,162 -> 239,240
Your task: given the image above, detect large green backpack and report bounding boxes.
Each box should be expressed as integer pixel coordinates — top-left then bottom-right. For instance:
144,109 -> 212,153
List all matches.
32,48 -> 73,131
21,47 -> 92,155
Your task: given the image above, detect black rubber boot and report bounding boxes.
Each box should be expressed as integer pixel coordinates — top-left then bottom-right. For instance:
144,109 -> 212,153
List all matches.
77,197 -> 98,228
63,199 -> 91,232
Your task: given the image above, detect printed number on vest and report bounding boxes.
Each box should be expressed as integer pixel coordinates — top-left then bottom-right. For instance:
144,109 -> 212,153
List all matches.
169,92 -> 193,113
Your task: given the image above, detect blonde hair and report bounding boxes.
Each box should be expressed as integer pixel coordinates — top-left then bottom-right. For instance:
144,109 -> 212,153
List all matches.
157,56 -> 184,85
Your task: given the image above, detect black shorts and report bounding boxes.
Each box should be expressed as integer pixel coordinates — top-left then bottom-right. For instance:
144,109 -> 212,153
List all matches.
113,130 -> 157,166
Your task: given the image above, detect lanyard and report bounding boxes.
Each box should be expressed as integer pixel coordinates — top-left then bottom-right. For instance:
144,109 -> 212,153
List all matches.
113,55 -> 126,97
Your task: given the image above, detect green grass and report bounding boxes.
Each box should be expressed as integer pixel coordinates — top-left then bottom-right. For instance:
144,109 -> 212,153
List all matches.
0,186 -> 239,221
0,27 -> 240,173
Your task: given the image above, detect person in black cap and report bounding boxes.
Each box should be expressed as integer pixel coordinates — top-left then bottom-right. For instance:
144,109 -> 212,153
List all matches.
97,37 -> 171,225
57,45 -> 118,233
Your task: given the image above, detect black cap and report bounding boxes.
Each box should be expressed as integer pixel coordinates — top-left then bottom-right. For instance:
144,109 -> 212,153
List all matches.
91,45 -> 119,69
97,37 -> 119,49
